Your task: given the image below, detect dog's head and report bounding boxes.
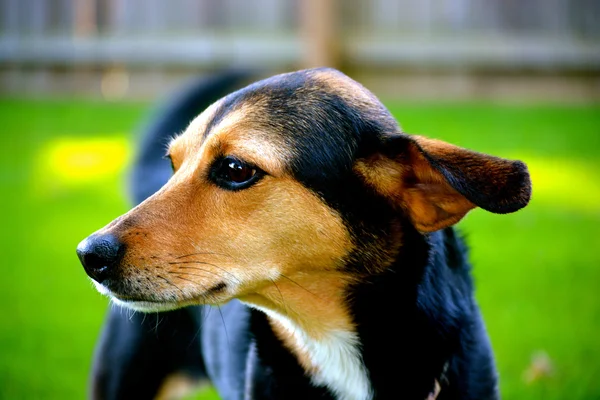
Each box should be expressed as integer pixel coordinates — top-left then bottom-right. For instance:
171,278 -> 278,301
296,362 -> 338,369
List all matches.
77,68 -> 531,314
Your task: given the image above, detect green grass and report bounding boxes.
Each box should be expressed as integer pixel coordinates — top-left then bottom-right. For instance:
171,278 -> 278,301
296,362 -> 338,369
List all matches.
0,97 -> 598,399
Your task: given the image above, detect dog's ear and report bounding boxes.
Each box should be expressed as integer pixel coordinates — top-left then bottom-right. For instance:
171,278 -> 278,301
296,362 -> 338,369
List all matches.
355,134 -> 532,232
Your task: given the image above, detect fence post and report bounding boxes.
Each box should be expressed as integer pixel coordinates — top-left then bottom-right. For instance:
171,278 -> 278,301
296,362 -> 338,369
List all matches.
74,0 -> 97,37
300,0 -> 341,69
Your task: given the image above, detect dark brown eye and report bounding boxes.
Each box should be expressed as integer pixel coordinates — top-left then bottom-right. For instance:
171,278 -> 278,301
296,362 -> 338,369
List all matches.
212,156 -> 262,190
225,158 -> 255,183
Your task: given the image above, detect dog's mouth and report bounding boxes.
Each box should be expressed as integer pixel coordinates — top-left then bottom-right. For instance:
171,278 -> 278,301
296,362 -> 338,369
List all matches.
92,278 -> 231,312
111,297 -> 183,312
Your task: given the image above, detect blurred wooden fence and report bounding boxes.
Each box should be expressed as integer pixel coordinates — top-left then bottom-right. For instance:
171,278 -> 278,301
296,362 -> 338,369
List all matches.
1,0 -> 599,99
1,0 -> 599,70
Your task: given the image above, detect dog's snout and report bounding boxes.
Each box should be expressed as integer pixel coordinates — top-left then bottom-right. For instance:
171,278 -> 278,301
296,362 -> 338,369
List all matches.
76,234 -> 124,283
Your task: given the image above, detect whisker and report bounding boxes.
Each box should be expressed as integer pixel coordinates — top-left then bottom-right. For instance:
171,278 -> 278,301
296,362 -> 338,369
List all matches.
206,264 -> 241,284
271,278 -> 289,317
280,274 -> 321,299
154,312 -> 163,333
172,267 -> 236,283
202,303 -> 213,326
171,262 -> 241,284
157,274 -> 186,299
128,308 -> 137,321
176,252 -> 234,259
171,274 -> 227,309
170,270 -> 213,278
217,305 -> 230,353
174,275 -> 198,285
169,261 -> 214,265
186,309 -> 205,350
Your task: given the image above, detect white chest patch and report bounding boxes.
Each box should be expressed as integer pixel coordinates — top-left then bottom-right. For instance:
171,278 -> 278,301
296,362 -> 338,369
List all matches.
247,304 -> 374,400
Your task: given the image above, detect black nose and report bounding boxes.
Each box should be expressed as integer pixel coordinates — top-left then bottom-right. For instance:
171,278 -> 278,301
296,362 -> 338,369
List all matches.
76,234 -> 124,283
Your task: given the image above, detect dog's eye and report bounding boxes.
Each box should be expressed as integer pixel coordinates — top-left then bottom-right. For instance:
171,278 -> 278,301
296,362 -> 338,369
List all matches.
212,156 -> 262,190
225,158 -> 255,182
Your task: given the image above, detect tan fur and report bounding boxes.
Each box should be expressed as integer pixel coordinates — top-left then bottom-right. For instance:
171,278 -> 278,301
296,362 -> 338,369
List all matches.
242,271 -> 358,373
311,69 -> 383,110
168,98 -> 224,171
355,137 -> 479,232
406,139 -> 476,231
354,154 -> 406,201
96,109 -> 352,313
242,272 -> 357,338
92,102 -> 357,382
208,110 -> 290,177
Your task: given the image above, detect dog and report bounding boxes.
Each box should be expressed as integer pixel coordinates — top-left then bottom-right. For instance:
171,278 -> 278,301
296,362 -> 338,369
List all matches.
77,68 -> 531,400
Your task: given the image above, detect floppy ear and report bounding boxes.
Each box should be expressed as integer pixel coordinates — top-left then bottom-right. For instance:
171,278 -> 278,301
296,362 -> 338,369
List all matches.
355,134 -> 532,232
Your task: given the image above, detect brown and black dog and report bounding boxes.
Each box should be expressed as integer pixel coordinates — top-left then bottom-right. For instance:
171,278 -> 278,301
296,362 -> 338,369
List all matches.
77,68 -> 531,400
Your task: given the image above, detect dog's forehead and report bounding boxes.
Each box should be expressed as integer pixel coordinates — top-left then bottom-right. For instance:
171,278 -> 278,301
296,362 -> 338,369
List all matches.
172,68 -> 398,177
170,98 -> 290,175
169,98 -> 222,155
219,68 -> 385,124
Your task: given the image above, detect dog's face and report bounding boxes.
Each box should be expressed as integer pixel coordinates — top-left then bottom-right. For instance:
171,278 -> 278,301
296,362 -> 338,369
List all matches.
77,68 -> 531,314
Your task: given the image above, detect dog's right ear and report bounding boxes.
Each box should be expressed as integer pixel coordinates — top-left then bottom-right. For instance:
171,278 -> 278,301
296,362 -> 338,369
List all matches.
355,134 -> 531,232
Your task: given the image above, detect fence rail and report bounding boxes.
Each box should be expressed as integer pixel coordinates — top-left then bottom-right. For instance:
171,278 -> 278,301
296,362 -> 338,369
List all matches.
1,0 -> 599,71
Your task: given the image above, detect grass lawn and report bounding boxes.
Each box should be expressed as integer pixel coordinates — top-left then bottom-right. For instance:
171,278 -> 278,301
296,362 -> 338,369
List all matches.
0,97 -> 598,399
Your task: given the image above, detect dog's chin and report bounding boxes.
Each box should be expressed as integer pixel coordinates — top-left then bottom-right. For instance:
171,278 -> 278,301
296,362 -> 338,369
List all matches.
92,280 -> 186,313
110,297 -> 183,312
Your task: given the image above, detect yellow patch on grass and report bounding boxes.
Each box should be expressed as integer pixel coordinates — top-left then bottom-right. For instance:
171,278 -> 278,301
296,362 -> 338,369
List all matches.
512,153 -> 600,213
35,136 -> 131,194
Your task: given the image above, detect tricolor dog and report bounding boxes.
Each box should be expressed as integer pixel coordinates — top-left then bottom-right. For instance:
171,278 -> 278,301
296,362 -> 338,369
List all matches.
77,68 -> 531,400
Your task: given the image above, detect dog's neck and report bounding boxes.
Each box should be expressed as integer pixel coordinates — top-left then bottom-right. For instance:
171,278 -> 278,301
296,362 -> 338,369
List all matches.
241,229 -> 454,400
241,271 -> 373,400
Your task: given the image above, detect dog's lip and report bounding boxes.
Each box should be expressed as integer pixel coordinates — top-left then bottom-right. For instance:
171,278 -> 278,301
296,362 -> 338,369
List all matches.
98,285 -> 214,307
91,280 -> 165,303
111,297 -> 184,312
105,288 -> 173,304
107,291 -> 166,304
92,279 -> 230,309
112,295 -> 164,303
110,293 -> 231,313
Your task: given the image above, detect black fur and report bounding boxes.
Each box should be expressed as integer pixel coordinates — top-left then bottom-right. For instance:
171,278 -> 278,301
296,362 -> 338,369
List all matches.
88,69 -> 512,399
91,307 -> 206,399
346,226 -> 498,399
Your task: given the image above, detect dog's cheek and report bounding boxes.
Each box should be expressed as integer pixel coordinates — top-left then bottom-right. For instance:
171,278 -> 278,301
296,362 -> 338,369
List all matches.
96,176 -> 352,298
218,177 -> 352,280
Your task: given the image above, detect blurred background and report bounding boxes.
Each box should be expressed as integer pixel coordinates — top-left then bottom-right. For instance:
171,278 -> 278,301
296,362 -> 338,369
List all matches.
1,0 -> 599,399
2,0 -> 600,100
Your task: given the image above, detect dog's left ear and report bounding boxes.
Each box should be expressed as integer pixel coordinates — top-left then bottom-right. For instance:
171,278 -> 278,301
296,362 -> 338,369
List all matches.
355,134 -> 532,232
